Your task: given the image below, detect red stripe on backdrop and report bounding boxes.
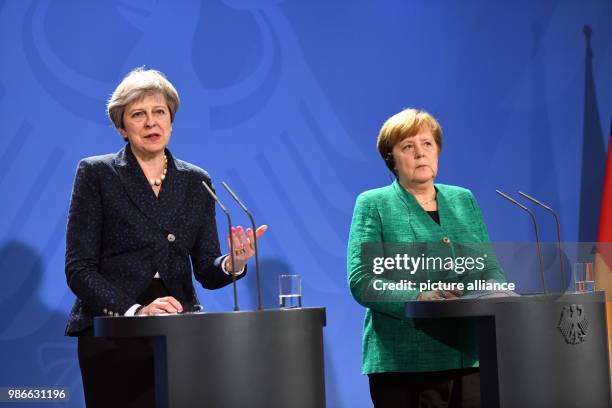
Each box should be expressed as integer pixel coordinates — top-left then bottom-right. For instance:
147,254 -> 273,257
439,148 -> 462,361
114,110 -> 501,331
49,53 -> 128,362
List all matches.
595,119 -> 612,385
597,123 -> 612,242
598,121 -> 612,243
597,121 -> 612,274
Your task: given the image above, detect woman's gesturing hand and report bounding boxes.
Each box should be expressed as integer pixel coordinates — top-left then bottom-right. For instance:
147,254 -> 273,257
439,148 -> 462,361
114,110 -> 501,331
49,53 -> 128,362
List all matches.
225,225 -> 268,273
138,296 -> 183,315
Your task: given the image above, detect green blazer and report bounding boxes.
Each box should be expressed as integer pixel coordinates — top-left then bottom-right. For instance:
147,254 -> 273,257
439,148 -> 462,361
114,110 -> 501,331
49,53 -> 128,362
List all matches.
347,180 -> 505,374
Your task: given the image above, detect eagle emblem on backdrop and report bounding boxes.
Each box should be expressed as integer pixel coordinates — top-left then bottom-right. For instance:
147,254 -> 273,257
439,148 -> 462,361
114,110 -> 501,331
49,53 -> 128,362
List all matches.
7,2 -> 364,402
557,304 -> 589,345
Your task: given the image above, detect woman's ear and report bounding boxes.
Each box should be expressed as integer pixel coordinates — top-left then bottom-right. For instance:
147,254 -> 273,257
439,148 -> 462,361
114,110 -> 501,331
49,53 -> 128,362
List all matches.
385,152 -> 395,170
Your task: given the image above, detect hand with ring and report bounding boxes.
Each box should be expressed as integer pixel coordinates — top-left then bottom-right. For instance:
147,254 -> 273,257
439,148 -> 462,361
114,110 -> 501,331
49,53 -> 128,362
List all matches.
225,225 -> 268,273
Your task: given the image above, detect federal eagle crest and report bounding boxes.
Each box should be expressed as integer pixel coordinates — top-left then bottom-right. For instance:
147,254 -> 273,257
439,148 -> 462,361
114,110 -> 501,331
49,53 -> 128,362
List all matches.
558,304 -> 589,345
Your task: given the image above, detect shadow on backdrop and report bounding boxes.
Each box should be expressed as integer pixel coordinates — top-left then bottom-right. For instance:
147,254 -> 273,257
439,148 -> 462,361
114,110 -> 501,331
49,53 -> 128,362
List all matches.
528,23 -> 561,242
0,241 -> 83,407
579,26 -> 606,242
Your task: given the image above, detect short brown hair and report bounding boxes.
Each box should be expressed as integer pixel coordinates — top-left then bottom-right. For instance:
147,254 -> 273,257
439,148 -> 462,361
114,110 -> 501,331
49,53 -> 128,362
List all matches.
376,108 -> 442,174
107,67 -> 179,135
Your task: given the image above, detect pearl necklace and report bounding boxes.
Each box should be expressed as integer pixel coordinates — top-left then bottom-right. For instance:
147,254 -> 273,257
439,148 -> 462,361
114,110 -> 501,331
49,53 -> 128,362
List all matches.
148,155 -> 168,187
418,195 -> 437,206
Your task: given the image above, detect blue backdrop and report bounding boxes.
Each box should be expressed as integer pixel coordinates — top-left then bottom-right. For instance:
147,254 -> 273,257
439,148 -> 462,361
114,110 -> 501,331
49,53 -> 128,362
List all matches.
0,1 -> 611,406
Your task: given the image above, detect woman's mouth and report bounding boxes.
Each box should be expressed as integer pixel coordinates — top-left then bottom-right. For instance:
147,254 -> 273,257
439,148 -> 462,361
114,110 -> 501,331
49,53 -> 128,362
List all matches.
145,133 -> 161,141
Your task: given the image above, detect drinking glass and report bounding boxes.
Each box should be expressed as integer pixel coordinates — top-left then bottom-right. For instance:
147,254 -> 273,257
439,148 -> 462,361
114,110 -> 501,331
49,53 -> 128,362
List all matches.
279,275 -> 302,308
574,262 -> 594,292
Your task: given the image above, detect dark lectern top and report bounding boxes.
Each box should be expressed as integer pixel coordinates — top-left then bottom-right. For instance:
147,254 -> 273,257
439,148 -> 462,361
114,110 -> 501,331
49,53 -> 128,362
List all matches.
95,307 -> 326,337
405,291 -> 605,319
94,307 -> 327,408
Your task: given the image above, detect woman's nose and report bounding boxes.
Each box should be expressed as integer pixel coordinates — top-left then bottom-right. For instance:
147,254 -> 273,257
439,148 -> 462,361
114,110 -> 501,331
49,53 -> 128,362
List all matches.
145,114 -> 155,127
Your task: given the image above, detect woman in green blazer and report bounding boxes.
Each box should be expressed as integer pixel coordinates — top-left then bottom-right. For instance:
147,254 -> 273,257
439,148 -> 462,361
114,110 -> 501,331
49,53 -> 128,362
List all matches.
347,109 -> 505,407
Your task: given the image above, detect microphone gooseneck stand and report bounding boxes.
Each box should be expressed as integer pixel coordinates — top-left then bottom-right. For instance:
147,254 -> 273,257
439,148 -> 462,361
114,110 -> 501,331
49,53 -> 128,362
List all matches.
496,189 -> 548,294
202,181 -> 239,311
222,182 -> 264,311
518,191 -> 566,291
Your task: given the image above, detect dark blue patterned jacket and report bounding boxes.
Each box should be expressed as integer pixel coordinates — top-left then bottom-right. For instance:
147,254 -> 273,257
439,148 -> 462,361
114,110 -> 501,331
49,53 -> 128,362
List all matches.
64,144 -> 242,336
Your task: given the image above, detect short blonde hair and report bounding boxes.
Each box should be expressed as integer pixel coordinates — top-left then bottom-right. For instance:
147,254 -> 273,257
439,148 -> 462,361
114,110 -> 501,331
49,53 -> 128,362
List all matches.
376,108 -> 442,174
107,67 -> 179,134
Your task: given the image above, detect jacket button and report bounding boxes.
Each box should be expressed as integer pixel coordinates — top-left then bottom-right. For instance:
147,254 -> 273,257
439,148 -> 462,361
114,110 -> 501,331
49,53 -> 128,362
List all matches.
442,237 -> 450,244
108,310 -> 113,316
114,312 -> 120,317
167,233 -> 176,242
103,308 -> 108,314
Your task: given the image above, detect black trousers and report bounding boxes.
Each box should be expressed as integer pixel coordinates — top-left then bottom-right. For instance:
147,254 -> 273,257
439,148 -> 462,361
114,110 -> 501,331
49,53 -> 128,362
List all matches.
368,368 -> 480,408
77,279 -> 169,408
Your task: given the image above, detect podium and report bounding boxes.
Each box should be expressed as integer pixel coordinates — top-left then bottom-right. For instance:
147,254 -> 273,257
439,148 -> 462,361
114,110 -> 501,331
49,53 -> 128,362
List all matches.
406,291 -> 611,408
95,308 -> 326,408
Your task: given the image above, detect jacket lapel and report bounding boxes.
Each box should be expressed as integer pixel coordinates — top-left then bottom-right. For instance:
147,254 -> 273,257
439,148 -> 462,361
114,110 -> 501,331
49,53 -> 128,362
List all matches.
113,144 -> 191,234
114,144 -> 167,230
157,149 -> 188,232
392,180 -> 443,229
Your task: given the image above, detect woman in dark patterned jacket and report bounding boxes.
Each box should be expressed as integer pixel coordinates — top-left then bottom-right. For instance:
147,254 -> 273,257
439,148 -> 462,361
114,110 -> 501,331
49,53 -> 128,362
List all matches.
65,67 -> 267,407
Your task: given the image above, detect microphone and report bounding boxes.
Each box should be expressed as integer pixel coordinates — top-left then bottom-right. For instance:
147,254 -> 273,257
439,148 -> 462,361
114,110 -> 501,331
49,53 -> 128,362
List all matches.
221,182 -> 264,311
517,191 -> 566,291
201,181 -> 240,311
496,189 -> 548,294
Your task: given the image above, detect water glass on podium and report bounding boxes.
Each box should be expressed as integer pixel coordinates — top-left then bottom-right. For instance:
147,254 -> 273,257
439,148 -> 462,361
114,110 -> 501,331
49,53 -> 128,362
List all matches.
279,274 -> 302,308
574,262 -> 594,292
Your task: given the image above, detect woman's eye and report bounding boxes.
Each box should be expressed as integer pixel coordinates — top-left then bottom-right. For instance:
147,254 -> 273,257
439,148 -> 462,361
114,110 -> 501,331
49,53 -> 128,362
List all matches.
155,109 -> 166,115
403,145 -> 413,151
132,112 -> 144,118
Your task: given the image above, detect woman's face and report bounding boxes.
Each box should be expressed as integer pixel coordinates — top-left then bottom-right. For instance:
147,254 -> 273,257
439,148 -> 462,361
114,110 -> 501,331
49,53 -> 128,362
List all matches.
120,93 -> 172,158
391,126 -> 439,187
